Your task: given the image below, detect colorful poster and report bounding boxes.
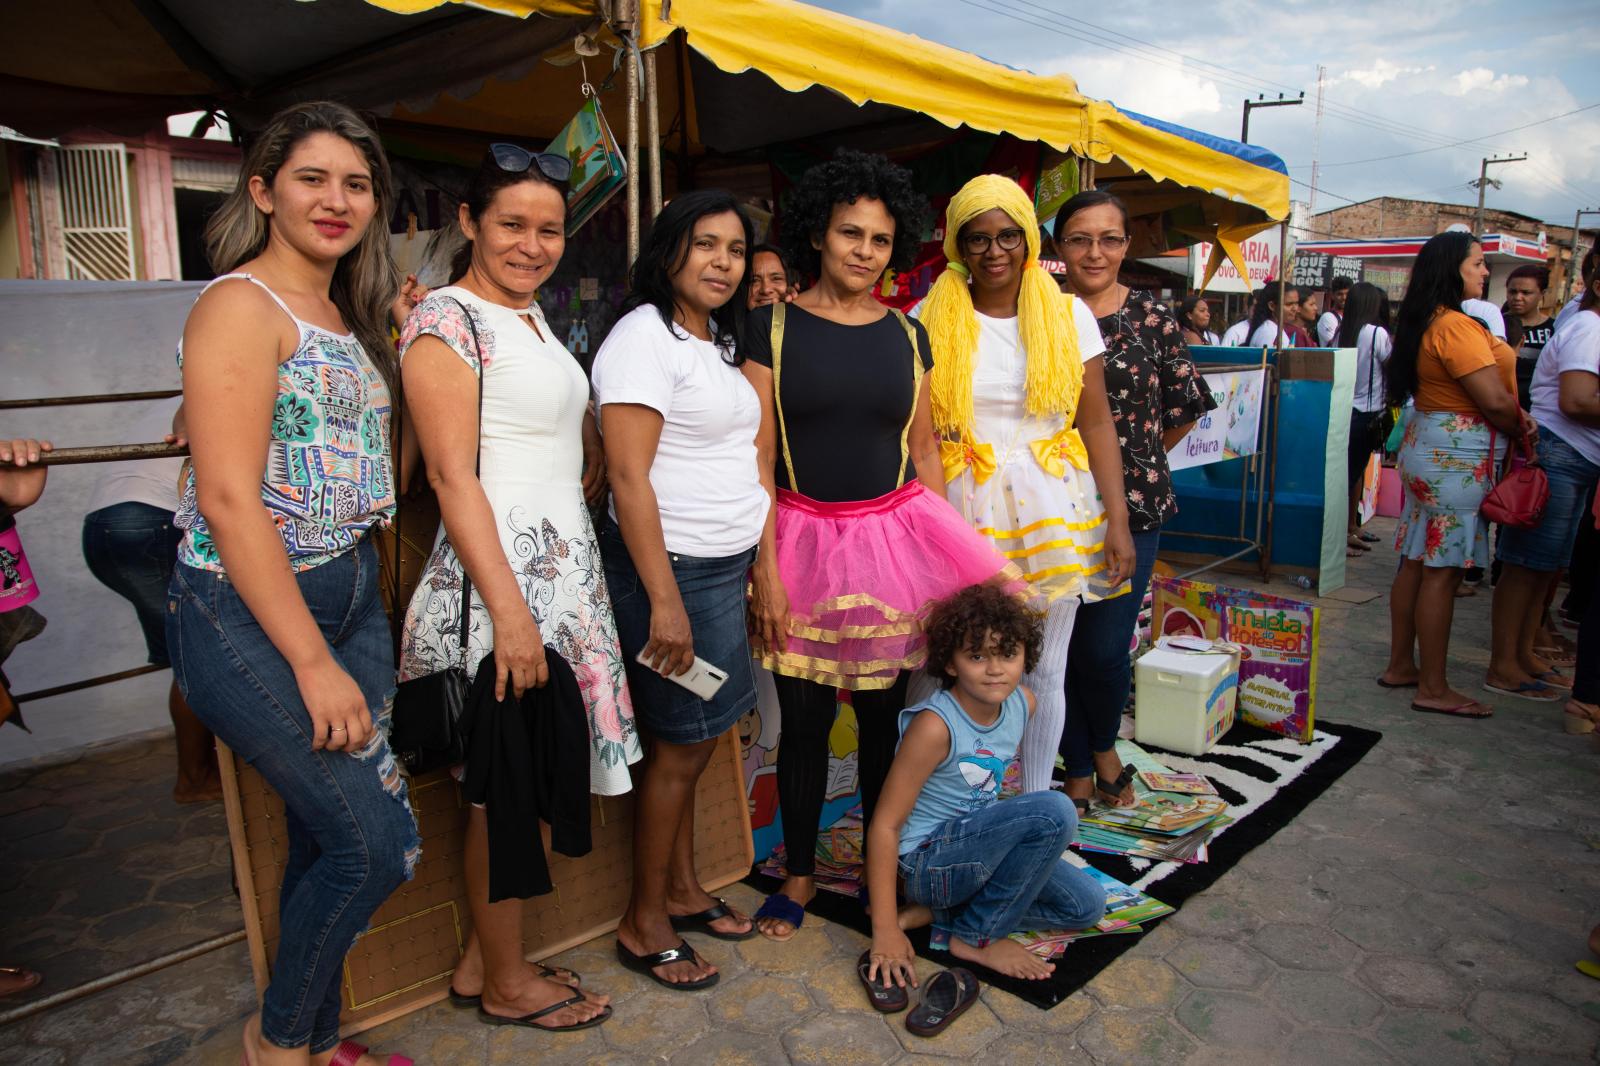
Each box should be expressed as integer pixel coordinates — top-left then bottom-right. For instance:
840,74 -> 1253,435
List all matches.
1169,369 -> 1265,471
740,669 -> 862,862
1151,577 -> 1319,743
1189,228 -> 1282,294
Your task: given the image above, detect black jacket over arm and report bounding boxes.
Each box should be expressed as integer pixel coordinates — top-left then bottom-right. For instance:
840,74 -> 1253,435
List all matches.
459,646 -> 593,902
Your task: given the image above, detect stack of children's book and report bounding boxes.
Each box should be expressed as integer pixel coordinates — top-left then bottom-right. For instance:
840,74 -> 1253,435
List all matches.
1070,741 -> 1233,864
758,807 -> 866,896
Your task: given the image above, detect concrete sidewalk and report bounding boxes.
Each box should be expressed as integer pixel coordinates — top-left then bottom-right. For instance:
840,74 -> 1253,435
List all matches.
2,520 -> 1598,1064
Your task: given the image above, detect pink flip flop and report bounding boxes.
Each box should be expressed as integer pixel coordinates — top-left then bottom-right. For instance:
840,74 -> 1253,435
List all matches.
329,1041 -> 413,1066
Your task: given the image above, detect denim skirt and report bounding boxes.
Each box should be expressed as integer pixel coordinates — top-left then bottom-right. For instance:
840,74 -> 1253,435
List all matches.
600,521 -> 757,745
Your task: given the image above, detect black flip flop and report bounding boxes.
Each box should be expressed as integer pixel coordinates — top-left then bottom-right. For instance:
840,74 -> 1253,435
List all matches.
1095,763 -> 1138,806
669,897 -> 758,941
615,938 -> 719,991
447,962 -> 581,1007
477,993 -> 611,1031
856,949 -> 910,1013
1374,675 -> 1418,689
905,967 -> 980,1037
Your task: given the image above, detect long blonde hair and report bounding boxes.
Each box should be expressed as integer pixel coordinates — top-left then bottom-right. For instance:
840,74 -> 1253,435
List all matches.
205,101 -> 400,388
921,174 -> 1083,442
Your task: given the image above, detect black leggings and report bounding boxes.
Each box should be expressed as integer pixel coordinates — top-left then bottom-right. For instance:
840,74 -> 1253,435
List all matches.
773,672 -> 909,877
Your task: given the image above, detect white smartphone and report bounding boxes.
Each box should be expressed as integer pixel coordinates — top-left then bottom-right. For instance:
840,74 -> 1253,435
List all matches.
635,650 -> 729,701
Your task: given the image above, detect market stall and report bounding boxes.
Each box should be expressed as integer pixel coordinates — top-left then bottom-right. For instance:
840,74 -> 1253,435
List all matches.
4,0 -> 1294,1034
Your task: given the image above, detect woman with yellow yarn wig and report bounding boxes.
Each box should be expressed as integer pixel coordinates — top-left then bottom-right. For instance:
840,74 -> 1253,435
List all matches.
917,174 -> 1134,799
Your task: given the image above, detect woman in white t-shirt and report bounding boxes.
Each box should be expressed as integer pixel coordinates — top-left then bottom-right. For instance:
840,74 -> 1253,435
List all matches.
1245,282 -> 1302,348
1338,282 -> 1394,554
592,190 -> 770,990
917,175 -> 1133,797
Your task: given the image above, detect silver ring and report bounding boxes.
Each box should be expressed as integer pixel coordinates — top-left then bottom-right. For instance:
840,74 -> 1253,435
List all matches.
330,727 -> 347,733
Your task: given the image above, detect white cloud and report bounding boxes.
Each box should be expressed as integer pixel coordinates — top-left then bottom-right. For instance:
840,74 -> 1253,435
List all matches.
1038,54 -> 1223,122
1447,68 -> 1531,95
1331,59 -> 1435,90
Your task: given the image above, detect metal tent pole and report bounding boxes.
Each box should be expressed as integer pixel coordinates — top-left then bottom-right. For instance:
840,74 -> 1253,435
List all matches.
622,1 -> 641,264
644,47 -> 663,220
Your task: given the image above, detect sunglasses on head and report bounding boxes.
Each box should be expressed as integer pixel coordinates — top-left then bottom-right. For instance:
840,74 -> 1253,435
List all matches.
489,143 -> 572,184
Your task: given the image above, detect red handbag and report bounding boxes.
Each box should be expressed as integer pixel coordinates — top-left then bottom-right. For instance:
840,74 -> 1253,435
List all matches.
1480,430 -> 1549,529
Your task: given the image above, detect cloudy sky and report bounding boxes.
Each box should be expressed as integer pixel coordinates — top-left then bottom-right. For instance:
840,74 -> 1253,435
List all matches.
811,0 -> 1600,230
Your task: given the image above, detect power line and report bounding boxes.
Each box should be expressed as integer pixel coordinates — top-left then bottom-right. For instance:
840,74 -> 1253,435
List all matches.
1305,102 -> 1600,170
975,0 -> 1511,152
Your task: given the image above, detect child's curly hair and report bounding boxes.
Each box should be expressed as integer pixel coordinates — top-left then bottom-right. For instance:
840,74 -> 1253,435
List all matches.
923,584 -> 1043,688
780,148 -> 929,284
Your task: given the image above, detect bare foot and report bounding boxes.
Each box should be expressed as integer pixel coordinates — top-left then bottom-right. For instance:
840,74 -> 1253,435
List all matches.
1091,749 -> 1136,807
617,915 -> 717,984
243,1012 -> 305,1066
0,966 -> 40,999
757,875 -> 815,940
1379,665 -> 1421,687
481,972 -> 609,1027
667,882 -> 754,938
948,935 -> 1055,980
897,904 -> 933,931
172,779 -> 223,804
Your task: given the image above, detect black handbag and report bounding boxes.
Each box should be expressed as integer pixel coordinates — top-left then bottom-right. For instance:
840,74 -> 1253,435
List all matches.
389,298 -> 484,775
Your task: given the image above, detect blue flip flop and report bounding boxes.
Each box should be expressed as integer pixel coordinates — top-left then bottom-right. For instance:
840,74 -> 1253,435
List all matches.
1482,680 -> 1561,703
754,893 -> 806,942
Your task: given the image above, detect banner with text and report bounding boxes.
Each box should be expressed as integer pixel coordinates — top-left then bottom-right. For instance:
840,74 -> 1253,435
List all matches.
1189,227 -> 1281,294
1170,368 -> 1266,470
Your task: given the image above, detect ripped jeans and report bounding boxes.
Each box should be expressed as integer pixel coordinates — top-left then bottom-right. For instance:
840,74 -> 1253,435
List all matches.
167,537 -> 418,1053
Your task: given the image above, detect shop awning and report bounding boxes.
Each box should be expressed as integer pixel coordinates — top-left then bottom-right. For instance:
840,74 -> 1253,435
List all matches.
4,0 -> 1289,264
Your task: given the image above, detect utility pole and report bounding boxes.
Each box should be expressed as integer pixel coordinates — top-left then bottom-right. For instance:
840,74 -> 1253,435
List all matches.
1472,154 -> 1527,233
1241,92 -> 1304,144
1563,208 -> 1600,303
1307,67 -> 1326,220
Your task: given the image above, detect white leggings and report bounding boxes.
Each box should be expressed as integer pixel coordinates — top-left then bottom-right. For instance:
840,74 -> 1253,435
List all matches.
904,595 -> 1080,794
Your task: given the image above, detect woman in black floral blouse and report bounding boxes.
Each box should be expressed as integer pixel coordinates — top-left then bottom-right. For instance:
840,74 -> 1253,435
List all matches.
1051,189 -> 1218,809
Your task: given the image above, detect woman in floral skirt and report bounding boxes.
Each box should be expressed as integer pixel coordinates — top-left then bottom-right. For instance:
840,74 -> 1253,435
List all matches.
1378,231 -> 1529,718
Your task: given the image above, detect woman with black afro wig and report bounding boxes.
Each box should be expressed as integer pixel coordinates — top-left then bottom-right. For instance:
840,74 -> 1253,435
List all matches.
742,148 -> 1026,942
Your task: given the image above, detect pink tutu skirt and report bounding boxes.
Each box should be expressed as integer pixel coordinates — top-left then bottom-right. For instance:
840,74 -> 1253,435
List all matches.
761,481 -> 1028,690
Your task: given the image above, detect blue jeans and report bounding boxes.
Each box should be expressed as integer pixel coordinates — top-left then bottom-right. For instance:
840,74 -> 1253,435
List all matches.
1496,429 -> 1600,572
1061,527 -> 1161,777
898,791 -> 1105,945
166,538 -> 419,1053
82,502 -> 182,665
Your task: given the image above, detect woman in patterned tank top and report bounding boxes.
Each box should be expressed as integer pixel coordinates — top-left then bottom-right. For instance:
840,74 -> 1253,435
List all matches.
164,102 -> 419,1066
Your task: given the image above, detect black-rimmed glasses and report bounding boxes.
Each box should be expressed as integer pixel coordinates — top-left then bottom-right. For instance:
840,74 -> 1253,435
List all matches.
489,143 -> 573,184
961,228 -> 1027,256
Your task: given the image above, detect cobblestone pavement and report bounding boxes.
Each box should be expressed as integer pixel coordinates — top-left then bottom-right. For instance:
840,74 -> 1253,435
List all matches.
3,520 -> 1599,1063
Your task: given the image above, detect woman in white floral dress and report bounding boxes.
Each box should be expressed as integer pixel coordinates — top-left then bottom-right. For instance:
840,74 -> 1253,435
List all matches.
398,146 -> 638,1032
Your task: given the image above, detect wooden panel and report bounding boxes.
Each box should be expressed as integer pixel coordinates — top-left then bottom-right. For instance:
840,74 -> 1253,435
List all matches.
217,729 -> 752,1035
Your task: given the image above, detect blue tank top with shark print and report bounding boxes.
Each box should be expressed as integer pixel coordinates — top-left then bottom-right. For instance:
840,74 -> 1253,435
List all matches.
896,686 -> 1028,856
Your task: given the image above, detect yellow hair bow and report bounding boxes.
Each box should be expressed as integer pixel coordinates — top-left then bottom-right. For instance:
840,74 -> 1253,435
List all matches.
1030,426 -> 1089,477
940,439 -> 997,484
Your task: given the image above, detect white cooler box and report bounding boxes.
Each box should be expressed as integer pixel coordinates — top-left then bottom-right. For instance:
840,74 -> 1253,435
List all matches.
1134,638 -> 1240,755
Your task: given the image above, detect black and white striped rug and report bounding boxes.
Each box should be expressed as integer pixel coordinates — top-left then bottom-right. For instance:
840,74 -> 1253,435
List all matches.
783,718 -> 1381,1010
1085,721 -> 1379,895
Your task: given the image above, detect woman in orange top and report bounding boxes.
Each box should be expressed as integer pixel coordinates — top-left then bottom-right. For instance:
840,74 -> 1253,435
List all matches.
1379,232 -> 1530,717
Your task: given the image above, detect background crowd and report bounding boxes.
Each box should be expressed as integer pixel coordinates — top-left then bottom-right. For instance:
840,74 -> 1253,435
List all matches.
4,93 -> 1597,1062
